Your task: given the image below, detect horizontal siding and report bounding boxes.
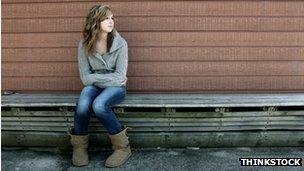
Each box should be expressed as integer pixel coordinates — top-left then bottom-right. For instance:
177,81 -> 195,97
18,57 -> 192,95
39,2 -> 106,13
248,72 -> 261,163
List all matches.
2,61 -> 304,77
2,47 -> 304,62
3,17 -> 304,33
3,32 -> 304,48
2,1 -> 304,93
3,1 -> 304,18
3,76 -> 304,92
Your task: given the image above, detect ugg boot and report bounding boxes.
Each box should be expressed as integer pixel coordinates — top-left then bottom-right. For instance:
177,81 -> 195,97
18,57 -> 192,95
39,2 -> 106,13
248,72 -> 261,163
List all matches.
105,127 -> 132,167
69,132 -> 89,166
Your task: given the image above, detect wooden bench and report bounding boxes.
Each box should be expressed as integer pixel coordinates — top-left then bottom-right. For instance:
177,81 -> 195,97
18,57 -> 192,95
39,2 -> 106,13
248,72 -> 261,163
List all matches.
2,93 -> 304,149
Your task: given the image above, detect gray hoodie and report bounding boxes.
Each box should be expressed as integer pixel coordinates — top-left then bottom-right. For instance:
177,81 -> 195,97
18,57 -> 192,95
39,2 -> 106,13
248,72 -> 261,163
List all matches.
77,31 -> 128,88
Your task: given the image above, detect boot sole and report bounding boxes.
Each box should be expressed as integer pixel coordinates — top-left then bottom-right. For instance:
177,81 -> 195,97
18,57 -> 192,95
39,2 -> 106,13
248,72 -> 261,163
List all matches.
104,152 -> 132,168
73,160 -> 89,167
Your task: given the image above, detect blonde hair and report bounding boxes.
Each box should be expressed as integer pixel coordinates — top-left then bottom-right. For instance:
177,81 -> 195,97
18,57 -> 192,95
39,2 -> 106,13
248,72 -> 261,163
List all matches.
83,5 -> 115,56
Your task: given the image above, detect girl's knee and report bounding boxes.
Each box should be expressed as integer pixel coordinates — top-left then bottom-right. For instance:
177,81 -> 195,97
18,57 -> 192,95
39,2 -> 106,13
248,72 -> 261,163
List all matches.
92,101 -> 107,113
92,101 -> 110,118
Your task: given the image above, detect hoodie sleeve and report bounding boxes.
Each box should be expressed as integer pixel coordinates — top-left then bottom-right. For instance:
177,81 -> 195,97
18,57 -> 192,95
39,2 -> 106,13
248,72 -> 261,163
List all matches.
90,41 -> 128,86
78,40 -> 94,86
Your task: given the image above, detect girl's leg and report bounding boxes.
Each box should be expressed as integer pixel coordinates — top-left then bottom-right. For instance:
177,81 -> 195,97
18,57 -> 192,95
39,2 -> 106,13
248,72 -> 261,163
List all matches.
92,86 -> 126,135
74,85 -> 101,135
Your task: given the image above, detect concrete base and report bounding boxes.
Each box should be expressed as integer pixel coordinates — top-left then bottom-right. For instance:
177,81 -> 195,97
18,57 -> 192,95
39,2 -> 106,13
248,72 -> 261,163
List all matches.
2,147 -> 304,171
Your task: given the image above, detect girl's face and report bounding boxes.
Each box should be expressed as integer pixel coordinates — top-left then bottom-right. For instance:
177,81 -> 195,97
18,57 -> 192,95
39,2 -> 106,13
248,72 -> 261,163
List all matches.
100,14 -> 114,33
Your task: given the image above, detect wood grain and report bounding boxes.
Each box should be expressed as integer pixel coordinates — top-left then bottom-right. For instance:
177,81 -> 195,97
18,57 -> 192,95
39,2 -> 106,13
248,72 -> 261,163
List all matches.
3,32 -> 304,48
2,61 -> 304,77
2,76 -> 304,92
3,17 -> 304,33
3,1 -> 304,19
3,47 -> 304,62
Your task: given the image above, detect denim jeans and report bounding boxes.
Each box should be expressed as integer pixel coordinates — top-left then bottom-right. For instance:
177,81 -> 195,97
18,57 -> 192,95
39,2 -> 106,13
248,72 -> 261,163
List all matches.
74,85 -> 126,135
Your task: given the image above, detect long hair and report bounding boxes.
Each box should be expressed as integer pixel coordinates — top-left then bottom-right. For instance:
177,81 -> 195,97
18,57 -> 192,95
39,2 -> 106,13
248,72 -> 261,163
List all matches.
82,5 -> 115,56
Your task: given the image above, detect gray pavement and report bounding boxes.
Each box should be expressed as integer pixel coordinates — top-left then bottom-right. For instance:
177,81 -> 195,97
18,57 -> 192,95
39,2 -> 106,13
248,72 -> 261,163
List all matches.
2,147 -> 304,171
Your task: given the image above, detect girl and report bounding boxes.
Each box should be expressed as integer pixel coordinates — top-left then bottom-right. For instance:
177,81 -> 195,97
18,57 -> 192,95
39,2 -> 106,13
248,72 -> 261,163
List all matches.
69,5 -> 131,168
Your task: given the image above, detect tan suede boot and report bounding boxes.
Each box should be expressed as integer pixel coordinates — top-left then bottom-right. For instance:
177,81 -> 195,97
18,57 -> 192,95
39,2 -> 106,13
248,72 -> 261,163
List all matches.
69,133 -> 89,166
105,127 -> 132,167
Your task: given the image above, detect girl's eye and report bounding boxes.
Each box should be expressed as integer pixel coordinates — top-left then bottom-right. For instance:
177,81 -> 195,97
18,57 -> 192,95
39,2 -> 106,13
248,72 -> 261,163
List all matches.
105,17 -> 114,20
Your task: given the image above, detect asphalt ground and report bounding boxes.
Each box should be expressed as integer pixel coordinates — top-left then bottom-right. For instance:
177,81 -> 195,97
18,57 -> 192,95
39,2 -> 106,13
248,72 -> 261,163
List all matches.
2,147 -> 304,171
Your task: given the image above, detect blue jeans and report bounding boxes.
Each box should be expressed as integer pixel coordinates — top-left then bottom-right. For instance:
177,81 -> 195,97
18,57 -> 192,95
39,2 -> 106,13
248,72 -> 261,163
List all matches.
74,85 -> 126,135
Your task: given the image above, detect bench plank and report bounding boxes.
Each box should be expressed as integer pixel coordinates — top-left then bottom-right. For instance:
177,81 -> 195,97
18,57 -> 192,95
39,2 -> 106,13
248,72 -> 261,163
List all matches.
2,110 -> 304,132
2,110 -> 304,117
2,93 -> 304,107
